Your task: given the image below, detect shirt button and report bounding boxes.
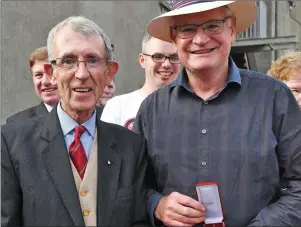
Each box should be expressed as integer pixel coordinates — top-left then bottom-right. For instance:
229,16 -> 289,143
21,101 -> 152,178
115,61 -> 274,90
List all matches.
83,210 -> 90,216
201,161 -> 207,167
80,189 -> 88,197
201,129 -> 207,134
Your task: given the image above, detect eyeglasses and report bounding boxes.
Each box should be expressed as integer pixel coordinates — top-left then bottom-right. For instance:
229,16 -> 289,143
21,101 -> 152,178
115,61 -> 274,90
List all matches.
173,17 -> 231,39
142,53 -> 181,64
50,57 -> 107,71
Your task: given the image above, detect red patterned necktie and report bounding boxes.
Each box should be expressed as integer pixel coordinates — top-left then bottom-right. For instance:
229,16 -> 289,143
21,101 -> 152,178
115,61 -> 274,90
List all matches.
69,125 -> 87,179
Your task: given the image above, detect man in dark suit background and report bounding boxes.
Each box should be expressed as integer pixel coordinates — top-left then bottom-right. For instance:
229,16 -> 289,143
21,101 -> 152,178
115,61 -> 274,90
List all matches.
2,16 -> 148,226
6,46 -> 60,123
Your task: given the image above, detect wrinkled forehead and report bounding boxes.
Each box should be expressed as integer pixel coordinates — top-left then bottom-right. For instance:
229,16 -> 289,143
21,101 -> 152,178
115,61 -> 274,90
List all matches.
172,6 -> 229,26
52,26 -> 106,58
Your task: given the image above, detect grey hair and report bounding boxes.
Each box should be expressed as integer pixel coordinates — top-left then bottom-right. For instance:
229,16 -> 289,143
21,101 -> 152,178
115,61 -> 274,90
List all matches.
47,15 -> 115,61
141,32 -> 154,53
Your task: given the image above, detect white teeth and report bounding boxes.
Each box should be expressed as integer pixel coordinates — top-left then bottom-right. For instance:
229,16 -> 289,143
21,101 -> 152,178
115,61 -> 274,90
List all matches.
74,88 -> 90,92
194,49 -> 213,54
158,72 -> 172,76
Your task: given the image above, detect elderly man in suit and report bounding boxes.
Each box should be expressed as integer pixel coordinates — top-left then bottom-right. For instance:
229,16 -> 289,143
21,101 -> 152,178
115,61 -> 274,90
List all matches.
2,16 -> 148,226
6,46 -> 60,123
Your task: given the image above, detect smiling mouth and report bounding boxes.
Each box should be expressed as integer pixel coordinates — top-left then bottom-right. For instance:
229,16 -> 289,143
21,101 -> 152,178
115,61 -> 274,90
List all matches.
42,88 -> 56,92
73,88 -> 92,92
158,72 -> 173,77
191,48 -> 216,54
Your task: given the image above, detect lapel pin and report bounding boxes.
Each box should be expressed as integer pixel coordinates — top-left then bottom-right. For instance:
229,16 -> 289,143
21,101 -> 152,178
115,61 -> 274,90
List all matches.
107,160 -> 111,165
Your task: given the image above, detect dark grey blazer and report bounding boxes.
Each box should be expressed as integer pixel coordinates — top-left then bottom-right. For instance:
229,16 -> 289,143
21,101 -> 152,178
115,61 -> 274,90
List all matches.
6,102 -> 48,123
1,107 -> 148,226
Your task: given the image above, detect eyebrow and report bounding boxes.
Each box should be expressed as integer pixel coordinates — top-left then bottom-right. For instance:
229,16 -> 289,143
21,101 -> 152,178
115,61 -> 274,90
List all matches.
33,71 -> 44,76
58,52 -> 76,59
151,52 -> 179,56
289,85 -> 301,89
150,52 -> 164,55
85,53 -> 105,58
58,52 -> 103,59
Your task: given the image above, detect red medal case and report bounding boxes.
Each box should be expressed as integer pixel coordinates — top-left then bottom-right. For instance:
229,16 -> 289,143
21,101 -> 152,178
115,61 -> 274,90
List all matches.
196,182 -> 225,227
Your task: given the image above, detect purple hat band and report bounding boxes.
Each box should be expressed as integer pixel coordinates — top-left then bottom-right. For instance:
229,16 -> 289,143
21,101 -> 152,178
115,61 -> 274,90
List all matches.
171,0 -> 213,10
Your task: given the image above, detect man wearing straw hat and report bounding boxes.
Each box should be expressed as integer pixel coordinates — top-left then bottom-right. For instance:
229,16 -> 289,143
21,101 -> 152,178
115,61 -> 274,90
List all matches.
133,0 -> 301,226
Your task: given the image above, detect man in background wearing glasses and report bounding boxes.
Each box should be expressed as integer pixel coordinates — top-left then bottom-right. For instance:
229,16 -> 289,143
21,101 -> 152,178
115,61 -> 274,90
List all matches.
101,33 -> 181,130
133,0 -> 301,226
2,16 -> 148,226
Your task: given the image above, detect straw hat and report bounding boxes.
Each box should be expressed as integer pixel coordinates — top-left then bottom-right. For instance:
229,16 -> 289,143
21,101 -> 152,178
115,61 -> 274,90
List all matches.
147,0 -> 257,42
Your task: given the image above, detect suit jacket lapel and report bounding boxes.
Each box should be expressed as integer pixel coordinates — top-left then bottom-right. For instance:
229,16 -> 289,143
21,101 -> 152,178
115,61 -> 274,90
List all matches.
40,107 -> 85,226
96,117 -> 121,226
95,106 -> 103,117
33,102 -> 48,117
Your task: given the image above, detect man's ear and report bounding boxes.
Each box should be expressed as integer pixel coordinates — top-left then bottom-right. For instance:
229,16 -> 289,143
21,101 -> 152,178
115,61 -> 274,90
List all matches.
106,60 -> 119,83
138,53 -> 146,68
229,17 -> 237,44
44,63 -> 56,83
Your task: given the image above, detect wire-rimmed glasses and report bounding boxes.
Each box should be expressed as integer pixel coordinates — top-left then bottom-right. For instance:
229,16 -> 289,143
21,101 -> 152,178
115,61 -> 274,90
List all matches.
50,56 -> 107,72
173,17 -> 231,39
142,53 -> 181,64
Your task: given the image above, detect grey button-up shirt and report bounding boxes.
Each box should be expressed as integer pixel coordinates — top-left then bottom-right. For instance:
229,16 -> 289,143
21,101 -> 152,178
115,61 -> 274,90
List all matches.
133,59 -> 301,226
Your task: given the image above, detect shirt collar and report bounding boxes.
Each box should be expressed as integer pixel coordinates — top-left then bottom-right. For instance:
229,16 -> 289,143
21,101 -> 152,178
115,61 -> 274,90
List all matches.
170,57 -> 241,92
44,103 -> 54,112
57,101 -> 96,138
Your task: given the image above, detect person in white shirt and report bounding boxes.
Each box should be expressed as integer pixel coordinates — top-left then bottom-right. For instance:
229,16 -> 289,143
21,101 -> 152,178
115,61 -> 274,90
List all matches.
101,33 -> 181,130
6,46 -> 60,123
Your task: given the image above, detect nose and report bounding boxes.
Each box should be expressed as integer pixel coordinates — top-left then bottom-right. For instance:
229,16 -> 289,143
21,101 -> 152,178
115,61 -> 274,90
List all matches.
41,74 -> 51,85
192,26 -> 210,45
103,86 -> 110,94
162,57 -> 172,68
75,61 -> 90,80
